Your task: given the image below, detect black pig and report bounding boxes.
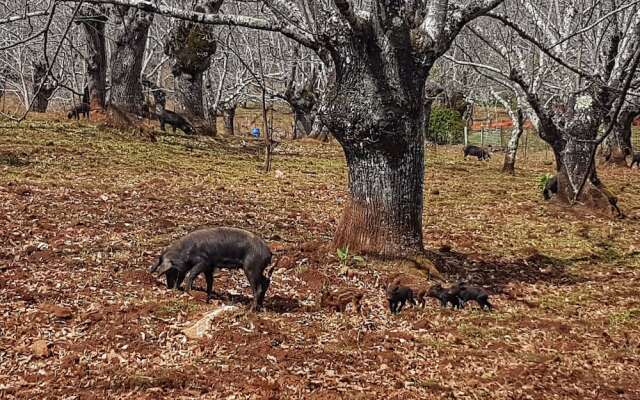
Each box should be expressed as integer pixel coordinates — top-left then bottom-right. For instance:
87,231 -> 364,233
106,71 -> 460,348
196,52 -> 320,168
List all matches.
463,145 -> 491,161
543,175 -> 558,200
455,283 -> 492,311
426,284 -> 462,309
159,109 -> 193,134
67,103 -> 90,120
149,227 -> 274,311
631,153 -> 640,169
386,284 -> 416,314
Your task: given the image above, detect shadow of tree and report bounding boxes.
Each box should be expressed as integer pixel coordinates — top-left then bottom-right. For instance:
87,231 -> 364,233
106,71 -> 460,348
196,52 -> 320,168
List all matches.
423,248 -> 590,294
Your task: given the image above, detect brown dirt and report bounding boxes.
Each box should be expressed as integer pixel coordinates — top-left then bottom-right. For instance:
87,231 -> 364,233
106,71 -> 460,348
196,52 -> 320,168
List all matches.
0,118 -> 639,399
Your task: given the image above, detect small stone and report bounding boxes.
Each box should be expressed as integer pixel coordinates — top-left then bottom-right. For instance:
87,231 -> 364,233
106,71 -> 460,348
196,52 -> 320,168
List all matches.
274,169 -> 285,179
182,305 -> 238,339
30,340 -> 50,358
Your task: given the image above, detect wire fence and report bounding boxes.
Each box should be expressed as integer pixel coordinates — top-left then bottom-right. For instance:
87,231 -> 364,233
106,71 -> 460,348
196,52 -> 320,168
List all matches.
467,123 -> 640,155
466,126 -> 549,152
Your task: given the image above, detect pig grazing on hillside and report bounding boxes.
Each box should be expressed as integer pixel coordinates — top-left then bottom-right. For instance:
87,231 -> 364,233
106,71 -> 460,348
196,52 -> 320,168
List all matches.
67,103 -> 90,120
149,227 -> 274,311
463,145 -> 491,161
159,109 -> 193,134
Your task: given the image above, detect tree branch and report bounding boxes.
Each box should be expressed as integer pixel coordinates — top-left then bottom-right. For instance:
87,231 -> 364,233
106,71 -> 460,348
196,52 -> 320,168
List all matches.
69,0 -> 321,51
509,68 -> 559,142
487,12 -> 594,79
0,10 -> 49,25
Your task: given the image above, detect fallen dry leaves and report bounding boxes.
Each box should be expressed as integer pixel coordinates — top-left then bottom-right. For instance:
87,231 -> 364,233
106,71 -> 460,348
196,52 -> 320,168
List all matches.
0,118 -> 639,399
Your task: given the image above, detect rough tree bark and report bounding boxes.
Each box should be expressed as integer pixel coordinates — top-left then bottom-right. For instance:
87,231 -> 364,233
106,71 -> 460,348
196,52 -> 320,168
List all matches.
318,1 -> 503,256
31,62 -> 56,113
323,26 -> 430,255
550,126 -> 614,212
601,109 -> 638,166
75,5 -> 108,111
108,6 -> 153,119
164,1 -> 222,136
514,74 -> 620,214
283,62 -> 318,139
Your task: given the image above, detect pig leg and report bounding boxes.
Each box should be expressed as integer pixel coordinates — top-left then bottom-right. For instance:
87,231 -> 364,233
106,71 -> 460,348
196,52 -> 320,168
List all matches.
184,262 -> 208,294
165,269 -> 179,289
204,269 -> 215,302
244,268 -> 265,312
479,297 -> 492,311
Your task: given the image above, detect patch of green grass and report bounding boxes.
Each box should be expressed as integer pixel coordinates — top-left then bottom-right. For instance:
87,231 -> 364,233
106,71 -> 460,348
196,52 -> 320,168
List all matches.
608,308 -> 640,327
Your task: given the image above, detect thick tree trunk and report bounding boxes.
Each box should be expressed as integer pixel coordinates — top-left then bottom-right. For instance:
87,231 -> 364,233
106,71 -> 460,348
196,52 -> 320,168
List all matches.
77,6 -> 107,111
223,106 -> 235,136
334,131 -> 425,255
551,133 -> 619,215
108,7 -> 153,119
324,53 -> 428,255
31,62 -> 56,113
174,72 -> 214,135
601,110 -> 637,166
502,109 -> 524,175
164,1 -> 221,136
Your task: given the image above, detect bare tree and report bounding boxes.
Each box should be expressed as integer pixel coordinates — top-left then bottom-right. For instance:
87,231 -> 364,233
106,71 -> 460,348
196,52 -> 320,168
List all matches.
31,60 -> 57,112
107,6 -> 153,119
75,5 -> 108,110
164,1 -> 224,135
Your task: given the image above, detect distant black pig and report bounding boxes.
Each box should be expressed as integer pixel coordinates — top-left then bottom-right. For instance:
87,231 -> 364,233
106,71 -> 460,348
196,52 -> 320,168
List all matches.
455,283 -> 492,311
463,145 -> 491,161
159,109 -> 193,134
67,103 -> 90,120
386,284 -> 416,314
149,227 -> 274,311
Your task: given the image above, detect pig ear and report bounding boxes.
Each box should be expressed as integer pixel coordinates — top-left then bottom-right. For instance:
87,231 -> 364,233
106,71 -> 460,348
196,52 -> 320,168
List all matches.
154,259 -> 174,277
148,256 -> 162,273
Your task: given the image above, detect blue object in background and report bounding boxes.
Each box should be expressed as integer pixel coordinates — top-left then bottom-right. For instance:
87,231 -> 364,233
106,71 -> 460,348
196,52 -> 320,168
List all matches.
251,127 -> 260,138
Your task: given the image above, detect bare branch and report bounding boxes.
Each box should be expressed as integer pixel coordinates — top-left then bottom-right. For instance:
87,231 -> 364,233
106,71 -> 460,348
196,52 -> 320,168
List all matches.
0,10 -> 49,25
68,0 -> 321,50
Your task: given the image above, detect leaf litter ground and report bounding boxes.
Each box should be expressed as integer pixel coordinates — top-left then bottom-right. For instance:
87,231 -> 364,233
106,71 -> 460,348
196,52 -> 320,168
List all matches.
1,117 -> 639,399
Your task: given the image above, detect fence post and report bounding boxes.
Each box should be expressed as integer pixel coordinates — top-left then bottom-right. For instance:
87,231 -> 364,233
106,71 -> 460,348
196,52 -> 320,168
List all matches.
464,126 -> 468,146
481,127 -> 485,148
